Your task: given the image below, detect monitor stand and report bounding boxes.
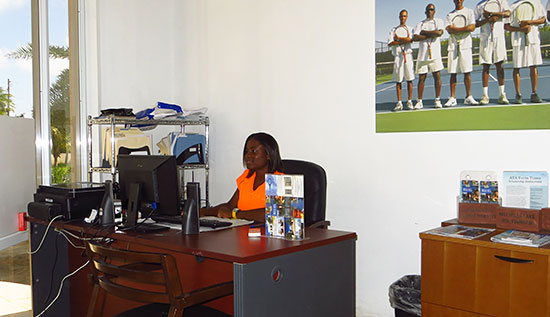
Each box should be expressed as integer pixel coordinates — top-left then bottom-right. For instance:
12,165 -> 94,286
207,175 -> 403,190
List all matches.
124,182 -> 141,228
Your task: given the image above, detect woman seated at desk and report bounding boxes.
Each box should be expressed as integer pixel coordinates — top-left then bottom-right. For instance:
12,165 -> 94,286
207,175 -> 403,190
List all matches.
200,132 -> 283,223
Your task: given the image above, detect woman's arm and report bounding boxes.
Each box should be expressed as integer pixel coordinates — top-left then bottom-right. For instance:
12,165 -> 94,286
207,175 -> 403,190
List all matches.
199,190 -> 239,217
235,208 -> 266,223
199,188 -> 266,223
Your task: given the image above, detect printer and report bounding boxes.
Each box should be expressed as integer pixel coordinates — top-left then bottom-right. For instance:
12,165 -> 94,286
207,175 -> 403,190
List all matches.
28,182 -> 106,221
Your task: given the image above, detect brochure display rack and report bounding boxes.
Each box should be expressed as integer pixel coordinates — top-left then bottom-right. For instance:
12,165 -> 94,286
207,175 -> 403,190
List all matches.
87,115 -> 210,206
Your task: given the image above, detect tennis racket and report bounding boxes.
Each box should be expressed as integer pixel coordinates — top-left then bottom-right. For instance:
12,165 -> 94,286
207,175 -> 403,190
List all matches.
484,0 -> 501,40
421,19 -> 437,59
395,26 -> 409,63
513,1 -> 535,46
451,14 -> 467,43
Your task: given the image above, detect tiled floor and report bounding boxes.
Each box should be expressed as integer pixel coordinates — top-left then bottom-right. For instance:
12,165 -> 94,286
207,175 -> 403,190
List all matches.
0,241 -> 32,317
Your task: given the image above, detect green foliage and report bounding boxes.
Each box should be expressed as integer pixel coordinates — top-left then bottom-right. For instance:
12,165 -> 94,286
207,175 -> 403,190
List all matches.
51,163 -> 71,185
6,43 -> 69,60
50,69 -> 71,166
0,87 -> 15,115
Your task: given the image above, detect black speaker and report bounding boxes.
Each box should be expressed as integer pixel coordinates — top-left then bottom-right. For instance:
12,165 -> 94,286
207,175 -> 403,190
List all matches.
182,182 -> 200,235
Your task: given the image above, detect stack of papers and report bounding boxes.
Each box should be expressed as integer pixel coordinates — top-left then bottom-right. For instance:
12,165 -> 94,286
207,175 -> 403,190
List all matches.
491,230 -> 550,247
424,225 -> 495,240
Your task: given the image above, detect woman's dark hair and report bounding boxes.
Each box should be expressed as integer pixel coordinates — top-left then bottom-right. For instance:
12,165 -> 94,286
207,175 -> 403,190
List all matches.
243,132 -> 283,175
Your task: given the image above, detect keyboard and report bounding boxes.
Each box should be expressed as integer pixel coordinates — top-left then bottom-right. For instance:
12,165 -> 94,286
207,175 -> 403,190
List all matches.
151,215 -> 233,229
199,219 -> 232,229
151,214 -> 182,224
131,223 -> 169,233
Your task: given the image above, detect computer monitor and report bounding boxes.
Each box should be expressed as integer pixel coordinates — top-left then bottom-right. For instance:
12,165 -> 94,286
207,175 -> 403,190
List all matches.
117,155 -> 180,219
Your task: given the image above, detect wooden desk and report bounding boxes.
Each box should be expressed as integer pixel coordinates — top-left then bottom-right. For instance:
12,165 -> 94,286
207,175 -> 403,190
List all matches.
29,218 -> 356,316
420,222 -> 550,316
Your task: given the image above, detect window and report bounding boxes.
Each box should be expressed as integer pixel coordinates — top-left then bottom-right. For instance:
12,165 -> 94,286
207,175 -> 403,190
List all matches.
32,0 -> 85,185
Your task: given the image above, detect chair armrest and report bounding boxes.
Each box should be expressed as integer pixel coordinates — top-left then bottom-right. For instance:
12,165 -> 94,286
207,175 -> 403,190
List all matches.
308,220 -> 331,229
181,281 -> 234,308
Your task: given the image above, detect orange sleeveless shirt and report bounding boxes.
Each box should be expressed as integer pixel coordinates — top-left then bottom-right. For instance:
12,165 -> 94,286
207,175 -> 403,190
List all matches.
236,169 -> 283,211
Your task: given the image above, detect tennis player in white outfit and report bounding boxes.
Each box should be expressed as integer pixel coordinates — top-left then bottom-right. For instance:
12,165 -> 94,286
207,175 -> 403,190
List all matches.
504,0 -> 546,103
412,3 -> 445,109
445,0 -> 479,107
388,9 -> 415,111
475,0 -> 511,104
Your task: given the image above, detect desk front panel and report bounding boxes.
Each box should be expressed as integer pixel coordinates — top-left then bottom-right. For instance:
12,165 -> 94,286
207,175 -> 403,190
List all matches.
234,239 -> 356,317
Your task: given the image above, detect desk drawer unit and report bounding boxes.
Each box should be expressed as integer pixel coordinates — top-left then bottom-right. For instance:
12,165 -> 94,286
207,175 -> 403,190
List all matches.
421,235 -> 550,316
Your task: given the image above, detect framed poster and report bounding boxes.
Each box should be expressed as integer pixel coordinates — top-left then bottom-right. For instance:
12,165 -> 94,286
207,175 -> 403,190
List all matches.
375,0 -> 550,133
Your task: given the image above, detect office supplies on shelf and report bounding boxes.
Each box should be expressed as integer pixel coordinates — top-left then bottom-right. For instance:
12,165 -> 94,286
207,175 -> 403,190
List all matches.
101,127 -> 151,167
172,133 -> 206,164
87,115 -> 211,207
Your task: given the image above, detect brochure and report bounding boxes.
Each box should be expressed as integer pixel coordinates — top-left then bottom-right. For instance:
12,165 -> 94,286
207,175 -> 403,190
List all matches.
491,230 -> 550,248
502,171 -> 548,209
424,225 -> 495,240
265,174 -> 305,240
460,171 -> 497,203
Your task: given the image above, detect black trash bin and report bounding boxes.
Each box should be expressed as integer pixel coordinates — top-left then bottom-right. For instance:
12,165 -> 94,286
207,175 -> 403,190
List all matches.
389,275 -> 421,317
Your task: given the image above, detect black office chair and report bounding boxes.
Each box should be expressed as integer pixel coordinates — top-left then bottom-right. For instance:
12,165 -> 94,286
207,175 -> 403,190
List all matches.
282,159 -> 330,228
85,241 -> 233,317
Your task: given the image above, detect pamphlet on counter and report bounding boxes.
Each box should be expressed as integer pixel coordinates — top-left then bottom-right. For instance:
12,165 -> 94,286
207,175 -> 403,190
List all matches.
424,225 -> 495,240
491,230 -> 550,248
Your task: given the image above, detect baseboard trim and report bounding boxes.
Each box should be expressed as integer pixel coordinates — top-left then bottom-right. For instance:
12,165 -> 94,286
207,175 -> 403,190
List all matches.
0,231 -> 29,251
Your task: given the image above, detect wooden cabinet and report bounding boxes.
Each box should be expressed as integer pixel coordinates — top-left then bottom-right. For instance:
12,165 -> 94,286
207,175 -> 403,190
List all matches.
421,232 -> 550,316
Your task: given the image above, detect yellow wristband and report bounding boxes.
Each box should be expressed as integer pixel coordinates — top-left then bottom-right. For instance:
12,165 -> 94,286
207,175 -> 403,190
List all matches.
232,209 -> 238,219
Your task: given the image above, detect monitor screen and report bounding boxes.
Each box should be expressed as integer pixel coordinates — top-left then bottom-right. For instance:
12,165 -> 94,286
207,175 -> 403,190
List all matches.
117,155 -> 180,216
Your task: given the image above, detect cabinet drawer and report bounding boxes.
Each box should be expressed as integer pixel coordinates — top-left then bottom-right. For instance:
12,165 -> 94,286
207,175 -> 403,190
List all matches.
478,248 -> 549,315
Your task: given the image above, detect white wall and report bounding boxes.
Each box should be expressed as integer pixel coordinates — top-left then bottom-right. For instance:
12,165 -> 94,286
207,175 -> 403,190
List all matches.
0,117 -> 35,250
90,1 -> 550,315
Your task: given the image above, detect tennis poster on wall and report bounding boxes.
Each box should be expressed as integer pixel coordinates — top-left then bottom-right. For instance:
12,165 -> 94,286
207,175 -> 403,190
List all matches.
375,0 -> 550,133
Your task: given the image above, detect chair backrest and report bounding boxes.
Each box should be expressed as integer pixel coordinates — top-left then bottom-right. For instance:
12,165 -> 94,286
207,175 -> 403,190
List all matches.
86,241 -> 233,317
281,159 -> 327,227
86,241 -> 183,311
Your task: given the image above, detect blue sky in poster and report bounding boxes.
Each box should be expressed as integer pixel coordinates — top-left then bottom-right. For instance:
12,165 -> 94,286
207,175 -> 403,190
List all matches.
375,0 -> 484,43
0,0 -> 68,117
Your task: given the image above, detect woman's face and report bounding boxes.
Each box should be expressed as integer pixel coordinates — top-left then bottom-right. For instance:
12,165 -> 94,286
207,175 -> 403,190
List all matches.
244,138 -> 269,172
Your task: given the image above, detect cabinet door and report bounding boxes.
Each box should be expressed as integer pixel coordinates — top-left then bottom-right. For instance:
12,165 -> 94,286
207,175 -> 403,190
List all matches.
421,239 -> 478,311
